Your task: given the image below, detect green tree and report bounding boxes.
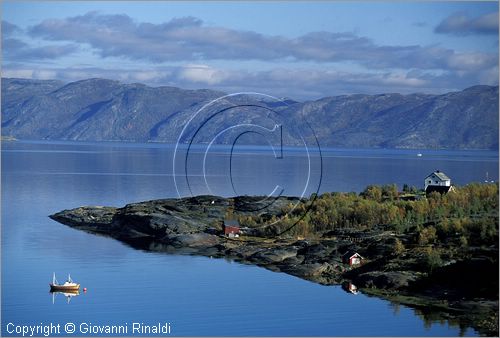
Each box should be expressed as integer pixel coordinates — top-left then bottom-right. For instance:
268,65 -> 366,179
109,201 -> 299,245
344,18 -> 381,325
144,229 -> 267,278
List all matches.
382,184 -> 398,201
424,247 -> 442,271
361,185 -> 383,202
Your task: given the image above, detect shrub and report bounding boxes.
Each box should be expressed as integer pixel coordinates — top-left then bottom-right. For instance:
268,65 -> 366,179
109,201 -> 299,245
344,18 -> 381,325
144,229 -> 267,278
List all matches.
418,226 -> 437,245
393,238 -> 405,256
424,247 -> 442,271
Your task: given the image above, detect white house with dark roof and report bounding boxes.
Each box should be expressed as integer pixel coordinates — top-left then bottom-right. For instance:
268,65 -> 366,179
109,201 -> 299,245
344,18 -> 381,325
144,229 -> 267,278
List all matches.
424,170 -> 452,194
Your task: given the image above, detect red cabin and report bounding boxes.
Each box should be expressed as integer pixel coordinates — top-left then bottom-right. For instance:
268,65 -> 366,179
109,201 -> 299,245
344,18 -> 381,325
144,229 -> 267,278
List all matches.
223,219 -> 240,238
342,250 -> 364,266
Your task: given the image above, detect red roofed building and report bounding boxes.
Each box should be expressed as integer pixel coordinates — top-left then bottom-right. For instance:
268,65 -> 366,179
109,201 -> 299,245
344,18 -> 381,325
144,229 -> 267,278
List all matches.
224,219 -> 240,238
342,250 -> 364,266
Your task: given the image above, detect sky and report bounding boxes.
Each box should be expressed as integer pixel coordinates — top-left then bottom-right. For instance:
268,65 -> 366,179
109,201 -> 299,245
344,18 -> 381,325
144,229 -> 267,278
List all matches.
2,1 -> 499,100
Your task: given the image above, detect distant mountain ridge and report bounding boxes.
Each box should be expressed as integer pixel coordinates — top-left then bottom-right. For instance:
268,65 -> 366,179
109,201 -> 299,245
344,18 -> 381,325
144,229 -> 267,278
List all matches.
1,78 -> 498,149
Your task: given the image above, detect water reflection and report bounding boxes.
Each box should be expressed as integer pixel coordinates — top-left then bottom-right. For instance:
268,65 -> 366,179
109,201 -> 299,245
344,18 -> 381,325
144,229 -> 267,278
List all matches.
4,141 -> 493,336
341,281 -> 359,295
50,290 -> 79,304
413,305 -> 476,337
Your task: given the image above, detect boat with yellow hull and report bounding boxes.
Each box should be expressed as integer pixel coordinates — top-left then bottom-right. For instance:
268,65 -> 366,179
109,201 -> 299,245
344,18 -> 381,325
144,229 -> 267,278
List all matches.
49,273 -> 80,292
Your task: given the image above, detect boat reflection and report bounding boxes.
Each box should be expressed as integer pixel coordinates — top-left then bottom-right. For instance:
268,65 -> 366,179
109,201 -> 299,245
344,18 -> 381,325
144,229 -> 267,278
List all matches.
341,281 -> 359,295
50,290 -> 80,304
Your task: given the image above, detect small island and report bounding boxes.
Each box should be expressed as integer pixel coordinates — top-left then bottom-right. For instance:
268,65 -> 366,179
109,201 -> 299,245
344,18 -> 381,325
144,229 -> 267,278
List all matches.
50,181 -> 498,336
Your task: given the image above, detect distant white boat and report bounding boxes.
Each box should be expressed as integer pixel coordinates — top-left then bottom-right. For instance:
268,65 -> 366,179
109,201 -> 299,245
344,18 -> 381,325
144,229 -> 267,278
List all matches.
485,172 -> 494,183
417,153 -> 423,157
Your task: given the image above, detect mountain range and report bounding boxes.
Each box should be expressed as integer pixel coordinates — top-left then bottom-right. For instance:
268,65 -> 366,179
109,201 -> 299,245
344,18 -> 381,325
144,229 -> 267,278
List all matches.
1,78 -> 498,149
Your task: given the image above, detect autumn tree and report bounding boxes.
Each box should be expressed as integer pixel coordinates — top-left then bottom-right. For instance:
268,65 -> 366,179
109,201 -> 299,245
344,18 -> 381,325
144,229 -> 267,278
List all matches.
361,185 -> 382,202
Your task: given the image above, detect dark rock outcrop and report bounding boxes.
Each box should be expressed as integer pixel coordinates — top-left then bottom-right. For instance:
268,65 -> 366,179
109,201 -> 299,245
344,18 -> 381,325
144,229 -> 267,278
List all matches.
49,195 -> 352,285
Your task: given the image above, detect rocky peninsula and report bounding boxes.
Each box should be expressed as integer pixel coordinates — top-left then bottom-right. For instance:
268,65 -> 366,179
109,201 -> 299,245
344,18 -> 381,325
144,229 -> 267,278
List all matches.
50,190 -> 498,336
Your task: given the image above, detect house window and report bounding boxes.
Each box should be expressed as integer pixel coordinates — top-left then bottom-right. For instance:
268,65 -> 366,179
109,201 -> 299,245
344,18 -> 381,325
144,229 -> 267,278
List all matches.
428,180 -> 431,184
435,181 -> 438,184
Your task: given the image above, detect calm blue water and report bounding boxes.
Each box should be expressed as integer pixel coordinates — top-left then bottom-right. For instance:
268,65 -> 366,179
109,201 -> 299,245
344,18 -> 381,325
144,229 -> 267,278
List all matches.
2,140 -> 498,336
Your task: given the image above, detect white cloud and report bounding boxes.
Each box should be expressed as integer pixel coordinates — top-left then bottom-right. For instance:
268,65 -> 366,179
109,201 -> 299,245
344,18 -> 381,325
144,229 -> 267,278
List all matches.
178,64 -> 227,85
478,66 -> 500,85
447,52 -> 498,71
2,68 -> 34,78
379,72 -> 427,87
33,69 -> 57,79
20,12 -> 496,74
130,71 -> 165,82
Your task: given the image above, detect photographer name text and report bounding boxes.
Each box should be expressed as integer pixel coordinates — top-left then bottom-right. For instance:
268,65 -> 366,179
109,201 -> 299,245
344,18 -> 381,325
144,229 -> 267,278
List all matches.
6,322 -> 172,336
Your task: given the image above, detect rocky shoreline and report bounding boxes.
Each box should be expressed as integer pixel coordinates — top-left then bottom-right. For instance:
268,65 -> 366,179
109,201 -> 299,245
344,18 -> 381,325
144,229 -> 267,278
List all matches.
50,195 -> 498,336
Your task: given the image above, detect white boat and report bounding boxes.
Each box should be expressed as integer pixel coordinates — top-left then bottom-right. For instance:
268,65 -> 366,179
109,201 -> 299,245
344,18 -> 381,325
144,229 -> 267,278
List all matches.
49,273 -> 80,292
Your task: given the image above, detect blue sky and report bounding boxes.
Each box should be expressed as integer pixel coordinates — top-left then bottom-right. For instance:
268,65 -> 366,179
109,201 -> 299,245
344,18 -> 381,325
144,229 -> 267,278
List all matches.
2,1 -> 498,99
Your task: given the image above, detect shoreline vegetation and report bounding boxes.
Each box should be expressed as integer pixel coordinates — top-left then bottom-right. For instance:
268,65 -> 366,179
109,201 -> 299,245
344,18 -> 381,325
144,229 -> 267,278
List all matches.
50,183 -> 498,336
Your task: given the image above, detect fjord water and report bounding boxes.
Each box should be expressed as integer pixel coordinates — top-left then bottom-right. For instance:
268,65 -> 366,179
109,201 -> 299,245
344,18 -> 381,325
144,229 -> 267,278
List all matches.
2,141 -> 498,336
